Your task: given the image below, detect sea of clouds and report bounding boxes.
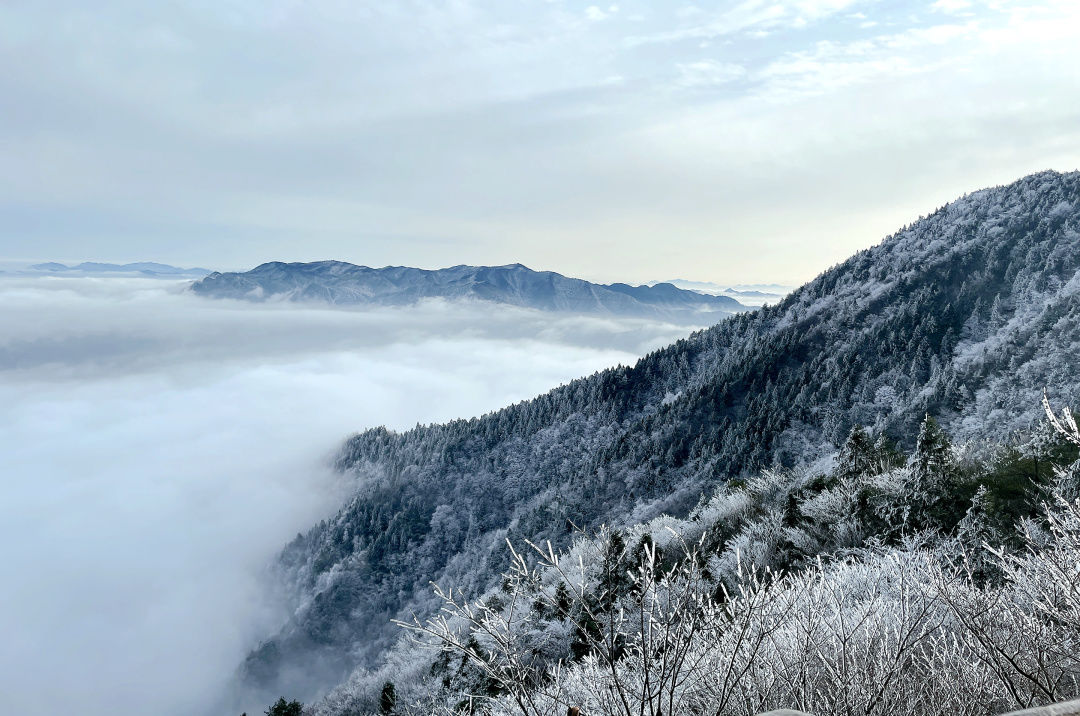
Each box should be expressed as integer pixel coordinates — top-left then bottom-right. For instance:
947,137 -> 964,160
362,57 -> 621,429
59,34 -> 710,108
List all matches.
0,275 -> 699,716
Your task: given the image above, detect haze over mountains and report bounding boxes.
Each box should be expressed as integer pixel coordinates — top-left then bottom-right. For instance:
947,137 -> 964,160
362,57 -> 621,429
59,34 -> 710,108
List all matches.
192,262 -> 746,323
649,279 -> 792,306
27,261 -> 212,277
234,171 -> 1080,712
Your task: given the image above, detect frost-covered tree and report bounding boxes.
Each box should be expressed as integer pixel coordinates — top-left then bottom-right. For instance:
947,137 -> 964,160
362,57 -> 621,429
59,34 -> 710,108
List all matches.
358,395 -> 1080,716
260,173 -> 1080,707
836,424 -> 874,479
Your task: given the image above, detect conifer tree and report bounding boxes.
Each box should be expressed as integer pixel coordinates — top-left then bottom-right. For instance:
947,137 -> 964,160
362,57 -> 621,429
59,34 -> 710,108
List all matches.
265,698 -> 303,716
914,414 -> 952,480
911,414 -> 966,530
379,681 -> 397,715
837,425 -> 874,478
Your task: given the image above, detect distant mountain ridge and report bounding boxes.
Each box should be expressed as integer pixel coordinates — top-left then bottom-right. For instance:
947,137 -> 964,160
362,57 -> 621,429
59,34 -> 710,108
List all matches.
30,261 -> 212,277
235,170 -> 1080,711
191,261 -> 746,322
649,278 -> 792,305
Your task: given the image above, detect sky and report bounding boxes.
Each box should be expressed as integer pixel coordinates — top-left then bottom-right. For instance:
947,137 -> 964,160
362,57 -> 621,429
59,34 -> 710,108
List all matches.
2,0 -> 1080,285
0,275 -> 696,716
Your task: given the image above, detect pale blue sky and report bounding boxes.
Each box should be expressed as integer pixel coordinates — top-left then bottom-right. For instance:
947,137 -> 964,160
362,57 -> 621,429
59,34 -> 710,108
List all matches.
2,0 -> 1078,284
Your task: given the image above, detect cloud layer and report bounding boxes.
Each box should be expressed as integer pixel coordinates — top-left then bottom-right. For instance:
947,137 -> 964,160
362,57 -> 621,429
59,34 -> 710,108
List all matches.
0,276 -> 695,716
2,1 -> 1079,285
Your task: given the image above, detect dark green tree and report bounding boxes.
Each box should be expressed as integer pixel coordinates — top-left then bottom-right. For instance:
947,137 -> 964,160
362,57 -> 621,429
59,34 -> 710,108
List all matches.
265,697 -> 303,716
914,415 -> 952,479
379,681 -> 397,715
837,424 -> 874,478
597,529 -> 628,611
872,434 -> 905,473
911,415 -> 967,530
553,581 -> 572,616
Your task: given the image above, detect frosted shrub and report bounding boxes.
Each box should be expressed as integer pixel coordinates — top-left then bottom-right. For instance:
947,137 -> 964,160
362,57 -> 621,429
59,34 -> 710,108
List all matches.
386,399 -> 1080,716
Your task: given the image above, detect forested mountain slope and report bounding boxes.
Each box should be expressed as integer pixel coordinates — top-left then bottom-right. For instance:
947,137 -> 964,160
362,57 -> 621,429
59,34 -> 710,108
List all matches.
191,261 -> 744,322
241,171 -> 1080,707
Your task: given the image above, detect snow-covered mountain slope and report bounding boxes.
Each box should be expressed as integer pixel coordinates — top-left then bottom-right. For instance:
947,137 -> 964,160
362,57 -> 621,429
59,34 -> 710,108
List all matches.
239,171 -> 1080,708
191,262 -> 746,322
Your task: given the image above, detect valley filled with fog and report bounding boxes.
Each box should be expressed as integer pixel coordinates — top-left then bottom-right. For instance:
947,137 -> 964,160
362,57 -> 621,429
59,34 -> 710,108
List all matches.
0,275 -> 699,716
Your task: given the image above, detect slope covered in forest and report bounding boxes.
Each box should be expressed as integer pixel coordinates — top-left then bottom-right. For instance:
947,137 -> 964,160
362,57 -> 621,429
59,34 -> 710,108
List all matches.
241,171 -> 1080,707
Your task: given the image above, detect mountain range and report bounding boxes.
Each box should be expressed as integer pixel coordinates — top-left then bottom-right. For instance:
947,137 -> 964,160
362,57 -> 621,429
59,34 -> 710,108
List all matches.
29,261 -> 212,277
191,262 -> 746,322
236,171 -> 1080,712
648,279 -> 792,306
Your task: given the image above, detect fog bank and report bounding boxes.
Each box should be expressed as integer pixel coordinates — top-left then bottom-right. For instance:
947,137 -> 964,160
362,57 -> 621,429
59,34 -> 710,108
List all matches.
0,276 -> 699,716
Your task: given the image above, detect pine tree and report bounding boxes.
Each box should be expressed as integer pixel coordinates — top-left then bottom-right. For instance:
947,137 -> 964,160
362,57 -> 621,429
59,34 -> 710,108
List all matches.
962,297 -> 987,341
988,293 -> 1007,329
265,698 -> 303,716
914,414 -> 952,479
597,529 -> 628,611
379,681 -> 397,715
837,425 -> 874,478
872,434 -> 904,474
910,415 -> 966,530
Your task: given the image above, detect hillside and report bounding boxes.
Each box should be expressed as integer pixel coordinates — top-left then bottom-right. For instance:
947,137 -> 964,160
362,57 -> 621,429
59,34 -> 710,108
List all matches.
190,262 -> 745,322
239,171 -> 1080,709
